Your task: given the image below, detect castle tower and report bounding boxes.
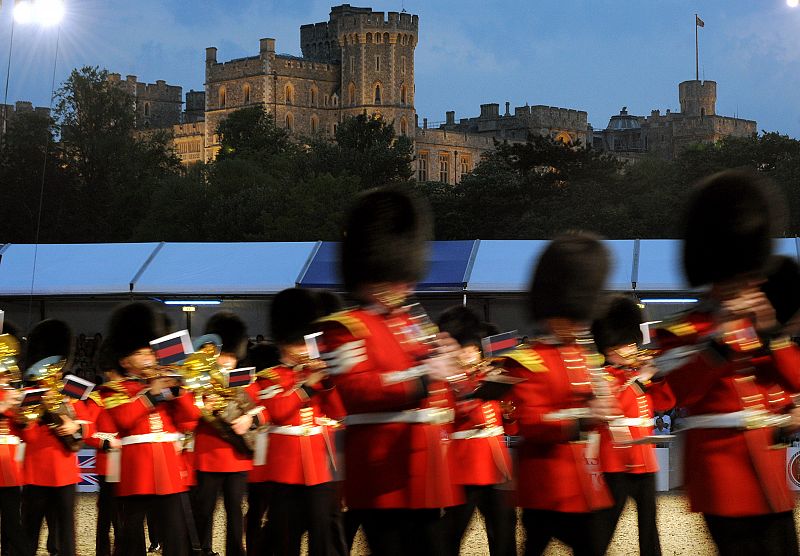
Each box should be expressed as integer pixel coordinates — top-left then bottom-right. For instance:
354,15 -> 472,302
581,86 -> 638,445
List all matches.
332,5 -> 418,137
679,80 -> 716,118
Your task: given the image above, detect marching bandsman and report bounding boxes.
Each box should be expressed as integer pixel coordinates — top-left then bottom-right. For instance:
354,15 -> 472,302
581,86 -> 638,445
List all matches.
652,170 -> 800,556
261,287 -> 347,556
19,320 -> 86,556
317,188 -> 461,556
192,311 -> 266,556
81,341 -> 123,556
102,302 -> 200,556
437,306 -> 516,556
497,233 -> 617,556
0,324 -> 27,556
243,342 -> 279,556
592,294 -> 675,555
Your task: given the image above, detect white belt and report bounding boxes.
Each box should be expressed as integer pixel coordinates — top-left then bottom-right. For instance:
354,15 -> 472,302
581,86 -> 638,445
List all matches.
682,410 -> 791,430
449,425 -> 505,440
120,432 -> 182,446
345,408 -> 454,426
269,425 -> 324,436
609,418 -> 652,428
0,434 -> 20,446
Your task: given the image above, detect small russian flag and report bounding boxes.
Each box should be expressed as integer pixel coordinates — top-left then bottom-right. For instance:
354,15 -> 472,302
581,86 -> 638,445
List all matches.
150,330 -> 194,366
20,387 -> 49,406
61,374 -> 95,401
224,367 -> 255,389
481,330 -> 519,358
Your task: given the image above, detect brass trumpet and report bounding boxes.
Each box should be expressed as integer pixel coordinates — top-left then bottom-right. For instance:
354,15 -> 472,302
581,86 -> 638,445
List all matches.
0,334 -> 22,386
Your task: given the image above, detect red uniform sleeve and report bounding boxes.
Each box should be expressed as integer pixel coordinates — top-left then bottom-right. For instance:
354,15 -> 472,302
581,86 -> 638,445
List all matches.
646,380 -> 677,412
81,399 -> 104,450
766,338 -> 800,393
107,394 -> 157,433
167,391 -> 201,433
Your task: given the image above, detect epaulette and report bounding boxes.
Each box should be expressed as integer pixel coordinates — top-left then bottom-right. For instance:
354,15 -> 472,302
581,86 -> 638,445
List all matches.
503,347 -> 548,373
256,365 -> 282,382
102,392 -> 131,410
88,391 -> 103,406
317,311 -> 370,338
664,321 -> 698,337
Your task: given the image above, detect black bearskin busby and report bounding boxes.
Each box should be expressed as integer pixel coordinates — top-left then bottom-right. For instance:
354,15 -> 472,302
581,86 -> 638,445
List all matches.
244,342 -> 281,372
528,233 -> 610,322
591,294 -> 644,354
316,290 -> 344,317
683,170 -> 781,288
106,302 -> 163,363
95,339 -> 120,375
436,306 -> 483,348
340,187 -> 432,293
204,311 -> 248,360
23,319 -> 73,370
762,255 -> 800,326
270,288 -> 321,346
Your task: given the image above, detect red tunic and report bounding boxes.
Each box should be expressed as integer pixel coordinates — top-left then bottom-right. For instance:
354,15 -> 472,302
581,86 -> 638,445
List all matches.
449,383 -> 513,486
0,391 -> 23,487
246,377 -> 272,484
82,389 -> 120,477
598,367 -> 675,474
103,379 -> 200,496
318,307 -> 460,509
501,342 -> 613,512
260,365 -> 344,486
19,398 -> 86,487
657,311 -> 800,516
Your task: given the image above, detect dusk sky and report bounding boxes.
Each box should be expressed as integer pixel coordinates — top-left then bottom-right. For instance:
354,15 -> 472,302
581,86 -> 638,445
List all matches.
2,0 -> 799,137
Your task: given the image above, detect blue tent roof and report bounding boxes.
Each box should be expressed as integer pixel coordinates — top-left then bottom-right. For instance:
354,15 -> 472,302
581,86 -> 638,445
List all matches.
298,240 -> 478,291
0,243 -> 160,295
132,242 -> 317,296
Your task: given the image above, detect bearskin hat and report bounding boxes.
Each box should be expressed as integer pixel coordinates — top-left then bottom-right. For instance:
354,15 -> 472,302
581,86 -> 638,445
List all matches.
683,170 -> 781,288
107,302 -> 163,362
95,339 -> 120,375
270,288 -> 321,346
591,294 -> 644,354
23,319 -> 73,370
204,311 -> 248,360
340,187 -> 432,293
528,233 -> 610,322
315,290 -> 344,317
762,255 -> 800,326
436,306 -> 484,348
244,342 -> 281,372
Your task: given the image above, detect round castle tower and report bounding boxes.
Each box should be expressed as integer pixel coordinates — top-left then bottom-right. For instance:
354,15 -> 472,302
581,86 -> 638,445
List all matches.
334,7 -> 418,137
679,80 -> 716,118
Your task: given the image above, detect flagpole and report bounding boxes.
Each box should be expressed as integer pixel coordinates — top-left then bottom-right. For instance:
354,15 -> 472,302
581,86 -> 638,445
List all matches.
695,13 -> 699,81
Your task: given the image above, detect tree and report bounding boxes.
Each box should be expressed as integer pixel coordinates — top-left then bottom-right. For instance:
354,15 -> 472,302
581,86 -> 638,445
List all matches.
215,105 -> 296,163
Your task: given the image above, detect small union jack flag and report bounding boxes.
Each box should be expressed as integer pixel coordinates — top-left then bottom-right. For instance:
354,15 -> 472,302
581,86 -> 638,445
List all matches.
150,330 -> 194,366
77,449 -> 99,492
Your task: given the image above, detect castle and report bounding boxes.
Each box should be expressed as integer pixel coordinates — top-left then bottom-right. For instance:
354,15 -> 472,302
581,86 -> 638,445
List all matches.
3,5 -> 758,180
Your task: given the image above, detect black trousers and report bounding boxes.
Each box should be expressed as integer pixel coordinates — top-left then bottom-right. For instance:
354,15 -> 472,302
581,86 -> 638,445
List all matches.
268,482 -> 346,556
245,481 -> 272,556
444,485 -> 516,556
117,494 -> 187,556
0,486 -> 27,556
521,509 -> 604,556
353,508 -> 445,556
704,511 -> 799,556
192,471 -> 247,556
96,477 -> 120,556
21,485 -> 75,556
597,472 -> 661,556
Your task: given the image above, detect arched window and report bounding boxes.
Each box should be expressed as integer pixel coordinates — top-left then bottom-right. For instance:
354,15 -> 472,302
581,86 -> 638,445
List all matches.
366,32 -> 373,43
400,85 -> 407,105
285,83 -> 294,105
332,93 -> 339,107
376,33 -> 382,44
285,112 -> 294,131
400,117 -> 408,136
324,94 -> 329,107
311,115 -> 319,134
218,86 -> 226,109
310,87 -> 317,107
374,83 -> 382,105
243,83 -> 251,104
401,56 -> 407,75
144,102 -> 150,116
348,82 -> 356,106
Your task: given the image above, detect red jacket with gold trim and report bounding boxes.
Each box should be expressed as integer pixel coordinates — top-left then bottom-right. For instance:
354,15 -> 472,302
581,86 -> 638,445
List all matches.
0,390 -> 23,487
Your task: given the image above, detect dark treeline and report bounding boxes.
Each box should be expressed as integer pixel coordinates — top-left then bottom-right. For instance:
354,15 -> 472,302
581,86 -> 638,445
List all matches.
2,66 -> 800,244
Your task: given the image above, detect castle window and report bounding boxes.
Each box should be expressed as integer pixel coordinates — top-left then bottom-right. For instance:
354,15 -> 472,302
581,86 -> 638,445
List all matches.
243,83 -> 251,104
366,32 -> 373,43
701,107 -> 706,119
350,56 -> 355,75
376,33 -> 382,44
418,152 -> 428,181
219,86 -> 226,109
401,56 -> 406,75
374,84 -> 382,105
333,123 -> 338,135
285,83 -> 294,105
375,56 -> 381,71
332,94 -> 339,107
400,85 -> 407,105
383,32 -> 389,44
311,115 -> 319,134
400,117 -> 408,136
439,153 -> 450,184
324,94 -> 329,107
348,82 -> 356,106
459,156 -> 470,179
310,87 -> 317,107
144,102 -> 150,117
285,112 -> 294,132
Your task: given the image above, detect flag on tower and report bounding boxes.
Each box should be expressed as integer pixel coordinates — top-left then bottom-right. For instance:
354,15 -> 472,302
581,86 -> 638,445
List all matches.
696,15 -> 705,28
